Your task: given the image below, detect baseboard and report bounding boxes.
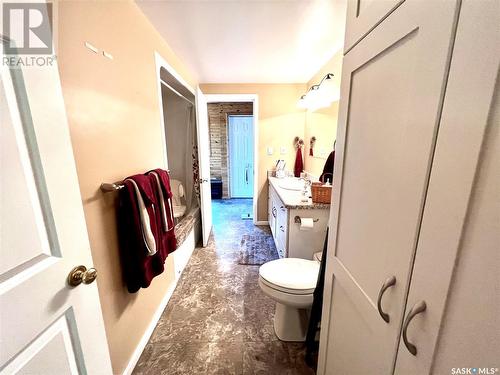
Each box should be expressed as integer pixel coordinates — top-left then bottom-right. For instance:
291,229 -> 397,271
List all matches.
122,225 -> 198,375
255,220 -> 269,226
122,281 -> 176,375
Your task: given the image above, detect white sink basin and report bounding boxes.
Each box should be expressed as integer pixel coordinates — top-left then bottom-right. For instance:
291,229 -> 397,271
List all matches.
278,178 -> 303,191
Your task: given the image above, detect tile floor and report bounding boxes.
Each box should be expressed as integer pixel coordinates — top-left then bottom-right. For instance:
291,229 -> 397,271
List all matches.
133,199 -> 315,375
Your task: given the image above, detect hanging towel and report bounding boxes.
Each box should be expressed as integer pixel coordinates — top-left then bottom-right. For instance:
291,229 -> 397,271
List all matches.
125,178 -> 157,256
118,174 -> 165,293
149,172 -> 170,233
147,169 -> 177,259
294,147 -> 304,177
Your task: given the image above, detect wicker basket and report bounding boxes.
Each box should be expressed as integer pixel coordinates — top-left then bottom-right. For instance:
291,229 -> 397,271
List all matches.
311,182 -> 332,204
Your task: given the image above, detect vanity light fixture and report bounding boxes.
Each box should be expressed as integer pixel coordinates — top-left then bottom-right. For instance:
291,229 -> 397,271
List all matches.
297,73 -> 340,111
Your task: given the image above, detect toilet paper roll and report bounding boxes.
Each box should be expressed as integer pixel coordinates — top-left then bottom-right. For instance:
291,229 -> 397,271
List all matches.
299,218 -> 314,231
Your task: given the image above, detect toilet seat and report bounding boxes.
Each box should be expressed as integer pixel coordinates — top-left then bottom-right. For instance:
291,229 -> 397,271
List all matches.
259,275 -> 314,295
259,258 -> 319,295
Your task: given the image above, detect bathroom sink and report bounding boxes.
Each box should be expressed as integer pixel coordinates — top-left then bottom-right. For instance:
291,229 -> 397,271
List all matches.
278,178 -> 304,191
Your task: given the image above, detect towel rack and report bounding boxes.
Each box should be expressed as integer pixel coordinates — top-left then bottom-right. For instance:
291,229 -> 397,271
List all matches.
100,182 -> 125,192
101,170 -> 171,193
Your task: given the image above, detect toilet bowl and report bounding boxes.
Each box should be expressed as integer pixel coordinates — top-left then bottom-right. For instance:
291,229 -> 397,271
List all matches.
258,256 -> 321,342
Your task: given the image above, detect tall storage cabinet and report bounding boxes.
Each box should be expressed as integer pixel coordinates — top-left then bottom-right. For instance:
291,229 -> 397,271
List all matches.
318,0 -> 499,374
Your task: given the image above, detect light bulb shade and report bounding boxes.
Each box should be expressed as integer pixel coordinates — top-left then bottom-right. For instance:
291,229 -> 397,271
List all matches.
305,85 -> 320,106
308,97 -> 332,112
298,73 -> 340,111
297,95 -> 308,109
306,85 -> 330,111
318,77 -> 340,102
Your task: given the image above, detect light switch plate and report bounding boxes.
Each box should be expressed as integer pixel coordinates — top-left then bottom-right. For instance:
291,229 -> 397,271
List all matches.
280,147 -> 287,155
267,147 -> 274,155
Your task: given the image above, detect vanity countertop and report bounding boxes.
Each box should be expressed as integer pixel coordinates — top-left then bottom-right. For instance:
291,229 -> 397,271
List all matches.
268,177 -> 331,210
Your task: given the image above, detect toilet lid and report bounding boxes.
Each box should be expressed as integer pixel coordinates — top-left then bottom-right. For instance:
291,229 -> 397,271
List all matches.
259,258 -> 319,292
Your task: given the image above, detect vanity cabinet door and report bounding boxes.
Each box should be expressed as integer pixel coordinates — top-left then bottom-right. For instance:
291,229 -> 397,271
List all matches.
268,184 -> 276,238
318,1 -> 460,374
276,204 -> 288,257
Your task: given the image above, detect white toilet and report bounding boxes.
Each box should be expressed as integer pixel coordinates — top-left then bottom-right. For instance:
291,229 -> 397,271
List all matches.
258,252 -> 322,342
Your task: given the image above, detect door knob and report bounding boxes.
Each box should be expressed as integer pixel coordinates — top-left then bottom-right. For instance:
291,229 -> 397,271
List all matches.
67,265 -> 98,287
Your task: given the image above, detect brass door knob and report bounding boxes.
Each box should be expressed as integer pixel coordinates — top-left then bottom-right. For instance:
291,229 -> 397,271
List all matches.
67,265 -> 97,287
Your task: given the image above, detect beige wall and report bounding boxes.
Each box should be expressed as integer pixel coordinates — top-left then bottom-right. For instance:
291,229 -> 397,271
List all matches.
57,2 -> 196,374
304,50 -> 343,177
200,84 -> 306,222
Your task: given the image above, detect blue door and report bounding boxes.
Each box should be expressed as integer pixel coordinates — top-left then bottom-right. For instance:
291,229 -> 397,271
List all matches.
228,115 -> 254,198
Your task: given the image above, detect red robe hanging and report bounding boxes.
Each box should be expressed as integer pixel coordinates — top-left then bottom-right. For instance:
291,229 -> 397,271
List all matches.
294,147 -> 304,177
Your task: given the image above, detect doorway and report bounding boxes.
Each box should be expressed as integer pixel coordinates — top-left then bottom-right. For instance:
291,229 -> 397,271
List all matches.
228,115 -> 254,198
205,98 -> 257,223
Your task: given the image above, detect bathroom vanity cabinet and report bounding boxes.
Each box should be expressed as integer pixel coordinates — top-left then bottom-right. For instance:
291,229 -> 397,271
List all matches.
268,177 -> 329,260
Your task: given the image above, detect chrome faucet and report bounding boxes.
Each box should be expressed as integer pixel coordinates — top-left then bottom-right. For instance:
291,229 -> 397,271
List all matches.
299,176 -> 312,196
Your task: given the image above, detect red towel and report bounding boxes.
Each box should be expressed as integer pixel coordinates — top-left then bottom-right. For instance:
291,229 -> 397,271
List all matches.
294,147 -> 304,177
147,169 -> 177,259
118,174 -> 165,293
117,169 -> 177,293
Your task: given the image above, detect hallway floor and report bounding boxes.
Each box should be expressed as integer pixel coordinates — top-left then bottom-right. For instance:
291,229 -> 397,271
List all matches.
133,199 -> 315,375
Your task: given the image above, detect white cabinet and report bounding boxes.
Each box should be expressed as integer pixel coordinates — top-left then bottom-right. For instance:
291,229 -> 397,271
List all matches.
268,182 -> 289,258
344,0 -> 402,52
268,181 -> 329,260
318,0 -> 499,374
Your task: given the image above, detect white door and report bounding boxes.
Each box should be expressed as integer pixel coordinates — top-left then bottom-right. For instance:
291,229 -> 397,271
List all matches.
0,40 -> 112,373
228,115 -> 253,198
318,1 -> 460,374
195,87 -> 213,247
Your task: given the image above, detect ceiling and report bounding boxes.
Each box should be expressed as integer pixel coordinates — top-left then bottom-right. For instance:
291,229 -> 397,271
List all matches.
136,0 -> 346,84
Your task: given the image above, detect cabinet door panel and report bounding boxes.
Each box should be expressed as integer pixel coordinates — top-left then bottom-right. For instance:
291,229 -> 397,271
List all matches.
344,0 -> 403,52
276,197 -> 287,252
318,1 -> 459,374
269,184 -> 276,237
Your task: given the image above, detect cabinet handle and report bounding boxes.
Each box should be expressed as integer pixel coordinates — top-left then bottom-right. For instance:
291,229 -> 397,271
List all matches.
272,207 -> 277,218
279,225 -> 284,232
402,300 -> 427,356
377,276 -> 396,323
